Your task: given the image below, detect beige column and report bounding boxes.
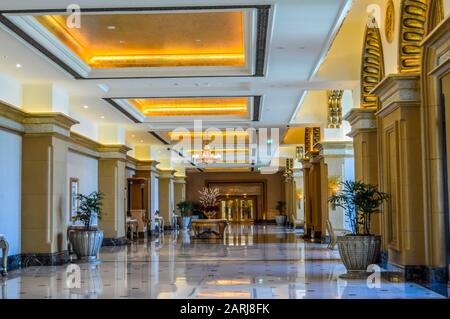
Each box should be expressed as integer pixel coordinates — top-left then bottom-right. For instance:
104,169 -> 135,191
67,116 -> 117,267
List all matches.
98,145 -> 130,245
135,160 -> 159,231
301,161 -> 312,237
420,17 -> 450,275
344,108 -> 381,235
372,74 -> 426,267
301,150 -> 328,241
21,113 -> 78,264
174,176 -> 187,208
158,169 -> 176,229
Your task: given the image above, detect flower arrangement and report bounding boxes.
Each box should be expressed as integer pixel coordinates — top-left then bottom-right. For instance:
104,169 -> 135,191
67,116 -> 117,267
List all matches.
198,187 -> 220,214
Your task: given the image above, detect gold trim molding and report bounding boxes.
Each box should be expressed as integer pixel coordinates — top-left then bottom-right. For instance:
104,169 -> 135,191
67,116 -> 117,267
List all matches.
361,19 -> 385,108
398,0 -> 428,73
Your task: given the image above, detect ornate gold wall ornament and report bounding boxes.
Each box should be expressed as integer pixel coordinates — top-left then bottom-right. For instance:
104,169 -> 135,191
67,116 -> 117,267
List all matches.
385,0 -> 395,43
312,127 -> 321,149
305,127 -> 321,152
327,90 -> 344,128
360,16 -> 385,108
398,0 -> 428,73
305,127 -> 312,152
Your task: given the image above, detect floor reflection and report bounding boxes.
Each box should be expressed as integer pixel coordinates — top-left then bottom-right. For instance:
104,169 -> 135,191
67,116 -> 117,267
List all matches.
0,225 -> 445,299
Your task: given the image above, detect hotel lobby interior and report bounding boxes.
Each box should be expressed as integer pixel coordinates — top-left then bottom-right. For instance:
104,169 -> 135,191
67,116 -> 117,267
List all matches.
0,0 -> 449,302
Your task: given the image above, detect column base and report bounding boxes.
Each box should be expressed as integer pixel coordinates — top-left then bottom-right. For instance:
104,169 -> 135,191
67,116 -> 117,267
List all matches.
102,236 -> 128,246
7,254 -> 22,271
21,251 -> 70,267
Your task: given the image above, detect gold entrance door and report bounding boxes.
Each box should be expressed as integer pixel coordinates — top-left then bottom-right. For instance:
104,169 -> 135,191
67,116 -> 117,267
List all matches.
220,196 -> 256,222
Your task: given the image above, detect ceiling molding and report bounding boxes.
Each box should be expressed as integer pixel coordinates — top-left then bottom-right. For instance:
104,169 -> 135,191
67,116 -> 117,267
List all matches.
103,98 -> 142,123
0,5 -> 271,79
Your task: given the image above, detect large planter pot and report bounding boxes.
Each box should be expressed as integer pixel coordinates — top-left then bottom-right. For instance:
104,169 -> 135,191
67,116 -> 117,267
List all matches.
337,235 -> 381,278
182,216 -> 191,230
69,230 -> 104,262
275,215 -> 287,226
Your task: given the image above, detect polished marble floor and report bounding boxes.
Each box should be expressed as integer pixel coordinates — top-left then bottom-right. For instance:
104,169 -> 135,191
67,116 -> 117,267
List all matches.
0,225 -> 446,299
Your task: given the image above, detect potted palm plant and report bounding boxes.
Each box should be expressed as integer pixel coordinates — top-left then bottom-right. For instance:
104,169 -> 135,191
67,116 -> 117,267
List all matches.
275,200 -> 287,226
329,181 -> 389,278
69,192 -> 104,262
177,200 -> 193,230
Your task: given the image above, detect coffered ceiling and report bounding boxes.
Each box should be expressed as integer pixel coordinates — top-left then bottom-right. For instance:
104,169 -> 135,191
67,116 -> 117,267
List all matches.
0,0 -> 355,169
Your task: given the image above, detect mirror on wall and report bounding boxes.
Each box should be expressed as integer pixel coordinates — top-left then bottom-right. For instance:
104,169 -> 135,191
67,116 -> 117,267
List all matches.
69,177 -> 79,219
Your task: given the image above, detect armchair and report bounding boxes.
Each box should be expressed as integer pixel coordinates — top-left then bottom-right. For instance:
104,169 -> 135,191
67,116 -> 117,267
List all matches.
326,220 -> 351,250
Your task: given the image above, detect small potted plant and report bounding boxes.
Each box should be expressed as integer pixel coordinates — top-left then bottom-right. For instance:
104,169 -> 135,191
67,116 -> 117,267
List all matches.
198,187 -> 220,219
177,200 -> 193,230
69,192 -> 104,262
329,181 -> 389,278
275,200 -> 287,226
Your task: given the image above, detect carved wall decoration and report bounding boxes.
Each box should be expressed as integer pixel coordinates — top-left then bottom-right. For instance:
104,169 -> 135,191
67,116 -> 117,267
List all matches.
305,127 -> 312,152
398,0 -> 428,73
312,127 -> 321,149
385,0 -> 395,43
360,16 -> 385,108
305,127 -> 321,152
327,90 -> 344,128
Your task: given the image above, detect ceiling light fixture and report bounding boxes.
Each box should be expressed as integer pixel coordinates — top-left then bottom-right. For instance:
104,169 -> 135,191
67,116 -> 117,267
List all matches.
100,116 -> 105,119
107,25 -> 116,30
16,63 -> 22,68
191,144 -> 222,165
83,105 -> 89,109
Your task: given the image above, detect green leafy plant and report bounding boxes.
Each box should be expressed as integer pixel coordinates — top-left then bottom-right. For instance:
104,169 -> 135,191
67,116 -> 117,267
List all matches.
176,200 -> 193,217
276,200 -> 286,216
72,192 -> 103,230
328,180 -> 389,235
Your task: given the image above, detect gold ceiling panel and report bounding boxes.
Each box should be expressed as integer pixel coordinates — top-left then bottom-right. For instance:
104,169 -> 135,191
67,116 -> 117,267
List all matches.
282,128 -> 305,144
130,97 -> 249,117
35,11 -> 245,68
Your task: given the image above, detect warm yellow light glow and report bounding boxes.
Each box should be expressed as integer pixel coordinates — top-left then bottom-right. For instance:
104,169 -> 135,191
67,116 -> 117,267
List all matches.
169,131 -> 249,138
196,291 -> 251,298
131,97 -> 249,117
207,279 -> 252,285
35,11 -> 246,68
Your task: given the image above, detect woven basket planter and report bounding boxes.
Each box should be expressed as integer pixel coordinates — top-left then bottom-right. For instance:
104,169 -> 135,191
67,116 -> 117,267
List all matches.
337,235 -> 381,279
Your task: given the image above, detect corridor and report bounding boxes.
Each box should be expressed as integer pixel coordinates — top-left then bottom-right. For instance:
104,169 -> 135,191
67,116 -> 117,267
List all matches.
0,225 -> 444,299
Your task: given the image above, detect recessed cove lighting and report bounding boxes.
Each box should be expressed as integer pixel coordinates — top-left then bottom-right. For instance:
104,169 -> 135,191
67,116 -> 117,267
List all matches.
16,64 -> 22,68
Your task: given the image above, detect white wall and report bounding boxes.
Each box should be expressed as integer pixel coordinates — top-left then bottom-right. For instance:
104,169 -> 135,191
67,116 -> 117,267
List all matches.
0,74 -> 22,108
0,130 -> 22,256
67,151 -> 98,224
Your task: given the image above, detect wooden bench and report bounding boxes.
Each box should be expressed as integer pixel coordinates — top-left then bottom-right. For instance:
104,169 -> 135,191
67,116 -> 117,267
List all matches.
191,219 -> 228,239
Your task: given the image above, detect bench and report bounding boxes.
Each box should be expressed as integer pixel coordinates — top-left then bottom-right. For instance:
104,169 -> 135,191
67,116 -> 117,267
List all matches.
191,219 -> 228,239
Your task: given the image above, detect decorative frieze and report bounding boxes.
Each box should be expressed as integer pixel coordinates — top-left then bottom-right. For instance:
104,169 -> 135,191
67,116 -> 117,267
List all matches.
399,0 -> 428,73
361,16 -> 385,108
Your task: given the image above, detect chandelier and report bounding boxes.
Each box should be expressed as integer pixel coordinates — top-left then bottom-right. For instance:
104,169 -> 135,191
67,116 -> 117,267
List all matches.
192,145 -> 221,164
